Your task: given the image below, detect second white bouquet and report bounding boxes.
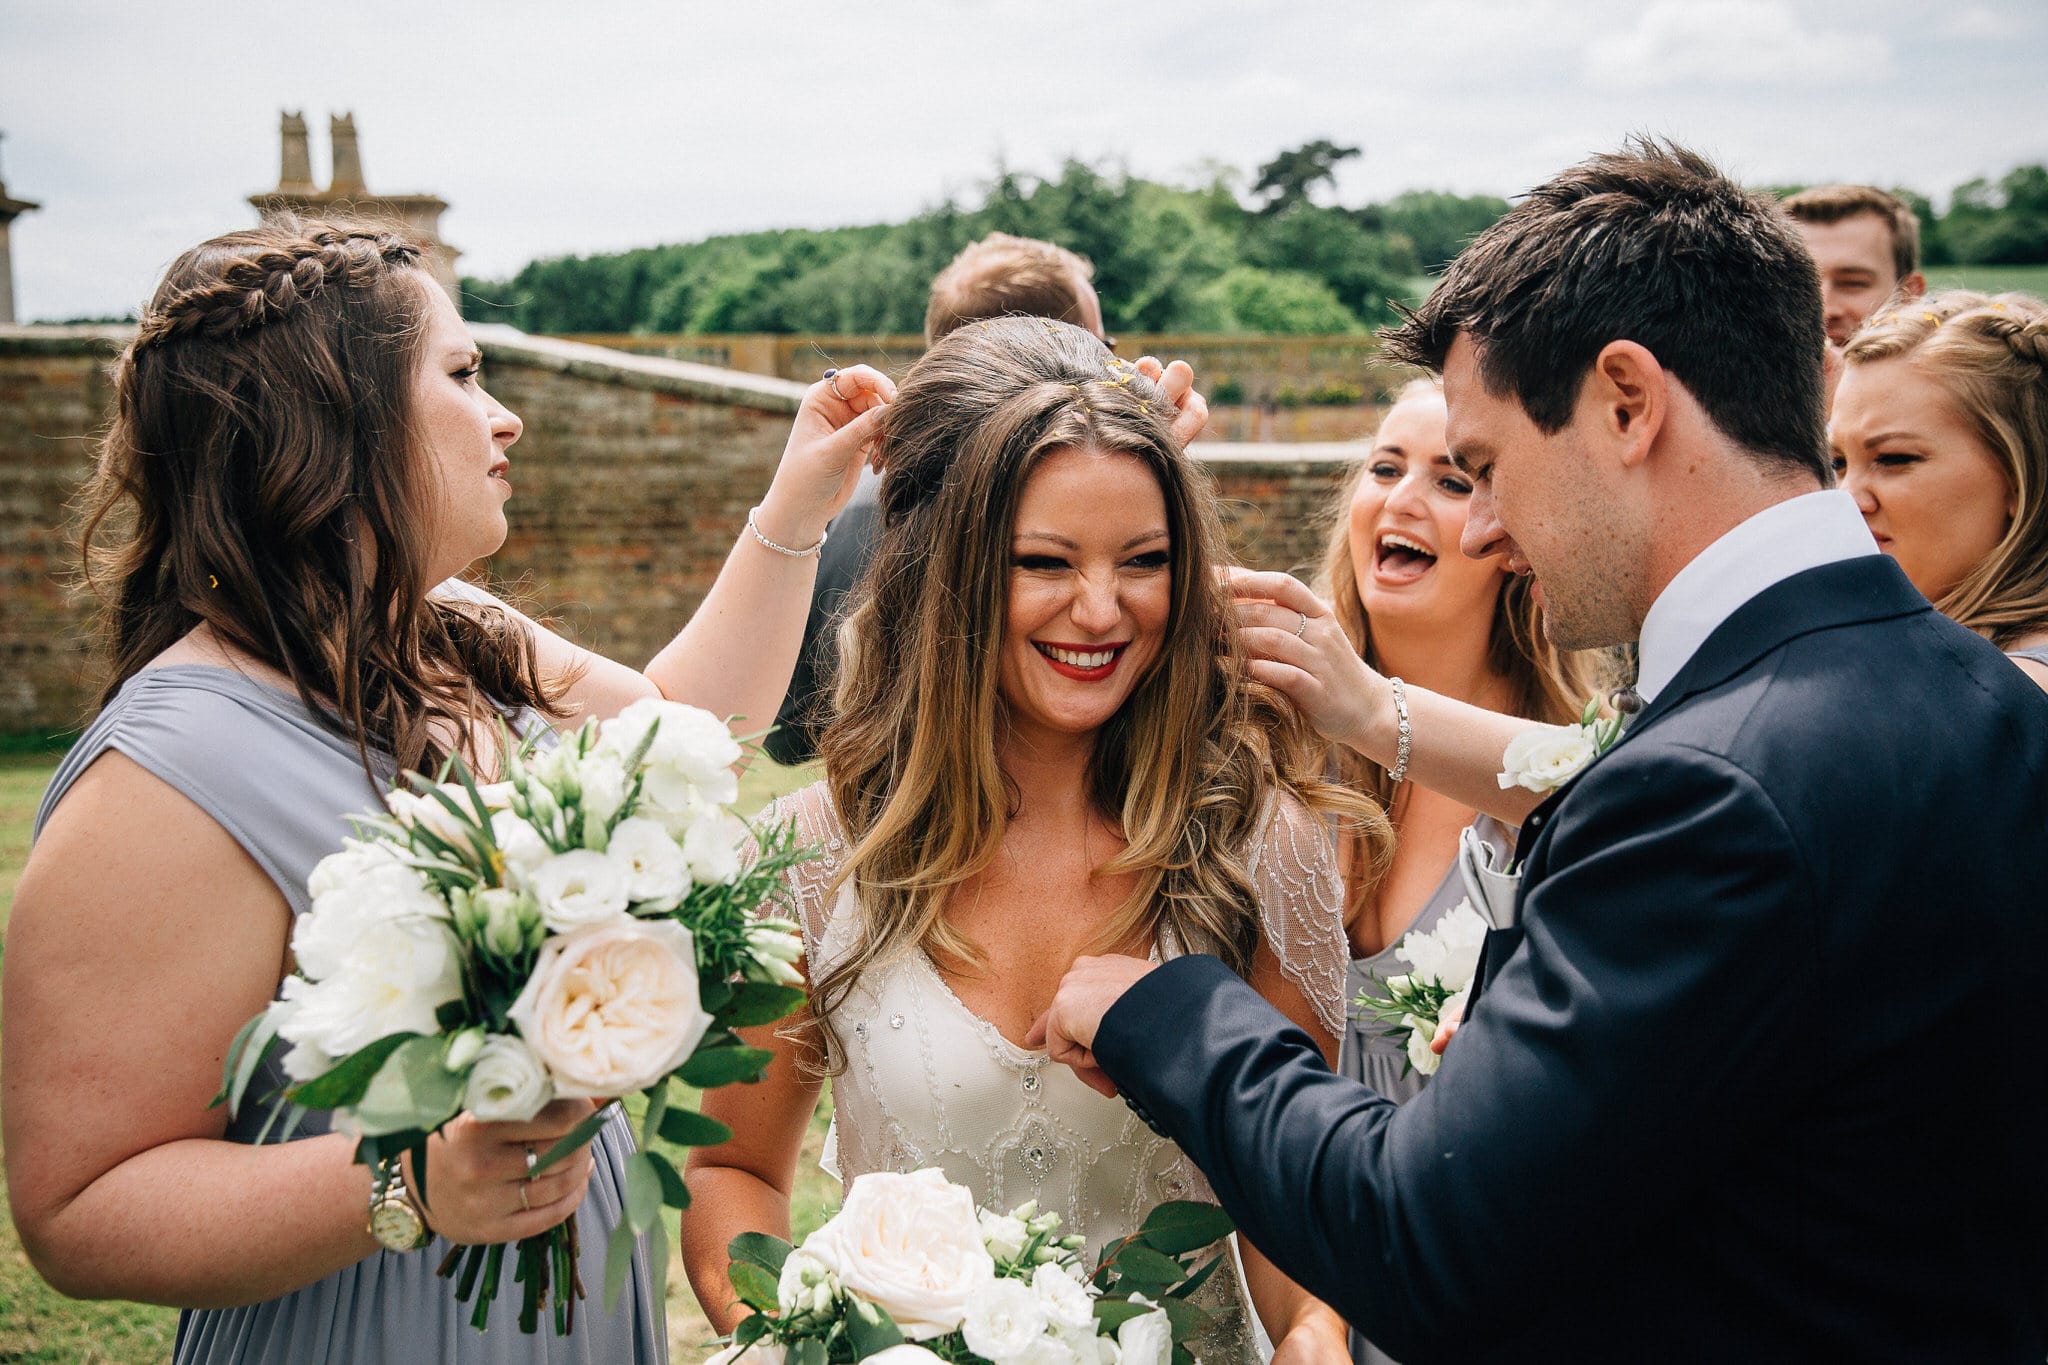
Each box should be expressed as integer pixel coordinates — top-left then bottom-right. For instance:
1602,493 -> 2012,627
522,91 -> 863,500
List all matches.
216,698 -> 814,1335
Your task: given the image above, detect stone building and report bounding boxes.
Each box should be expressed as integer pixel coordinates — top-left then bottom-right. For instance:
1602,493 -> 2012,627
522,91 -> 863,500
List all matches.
0,134 -> 39,325
249,111 -> 459,296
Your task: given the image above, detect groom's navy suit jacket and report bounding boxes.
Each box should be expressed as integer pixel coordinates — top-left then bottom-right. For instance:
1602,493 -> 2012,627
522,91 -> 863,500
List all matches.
1096,556 -> 2048,1362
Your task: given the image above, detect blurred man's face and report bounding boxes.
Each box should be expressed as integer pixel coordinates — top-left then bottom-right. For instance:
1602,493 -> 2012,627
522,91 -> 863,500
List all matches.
1797,213 -> 1921,346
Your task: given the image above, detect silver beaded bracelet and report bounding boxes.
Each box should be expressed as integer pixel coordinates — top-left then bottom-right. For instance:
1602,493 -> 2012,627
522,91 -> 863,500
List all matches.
1387,676 -> 1413,785
747,506 -> 828,559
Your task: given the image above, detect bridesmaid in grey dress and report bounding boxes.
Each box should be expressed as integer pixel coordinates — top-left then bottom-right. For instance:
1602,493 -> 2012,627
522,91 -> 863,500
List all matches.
1830,289 -> 2048,698
4,219 -> 892,1363
1310,382 -> 1610,1365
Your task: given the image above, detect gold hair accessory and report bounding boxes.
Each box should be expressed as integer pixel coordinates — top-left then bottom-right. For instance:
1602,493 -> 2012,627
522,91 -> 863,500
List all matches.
1924,312 -> 1939,323
208,574 -> 219,589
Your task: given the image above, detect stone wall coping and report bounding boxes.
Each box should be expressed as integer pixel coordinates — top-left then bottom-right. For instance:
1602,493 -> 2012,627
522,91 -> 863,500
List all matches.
1191,441 -> 1365,465
468,325 -> 809,413
0,324 -> 1365,465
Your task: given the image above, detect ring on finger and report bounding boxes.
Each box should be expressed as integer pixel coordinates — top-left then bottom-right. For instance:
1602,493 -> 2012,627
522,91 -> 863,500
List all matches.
523,1143 -> 539,1180
1294,610 -> 1309,639
519,1183 -> 531,1212
823,368 -> 851,402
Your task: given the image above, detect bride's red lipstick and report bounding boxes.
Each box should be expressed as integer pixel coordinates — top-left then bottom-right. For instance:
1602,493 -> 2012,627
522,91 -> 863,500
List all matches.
1033,640 -> 1129,682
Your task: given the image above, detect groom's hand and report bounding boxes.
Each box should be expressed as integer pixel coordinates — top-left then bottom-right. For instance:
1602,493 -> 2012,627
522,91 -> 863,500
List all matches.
1026,955 -> 1158,1098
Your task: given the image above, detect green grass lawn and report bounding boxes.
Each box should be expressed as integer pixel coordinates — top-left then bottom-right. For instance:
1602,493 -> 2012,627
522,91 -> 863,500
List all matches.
1920,262 -> 2048,298
0,750 -> 833,1364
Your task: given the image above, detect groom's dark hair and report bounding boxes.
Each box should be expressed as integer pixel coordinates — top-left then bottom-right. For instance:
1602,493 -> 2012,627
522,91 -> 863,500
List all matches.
1381,137 -> 1830,481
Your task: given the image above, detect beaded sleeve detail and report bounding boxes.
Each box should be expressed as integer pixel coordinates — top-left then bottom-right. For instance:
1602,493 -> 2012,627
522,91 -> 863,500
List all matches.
752,783 -> 853,960
1244,794 -> 1350,1041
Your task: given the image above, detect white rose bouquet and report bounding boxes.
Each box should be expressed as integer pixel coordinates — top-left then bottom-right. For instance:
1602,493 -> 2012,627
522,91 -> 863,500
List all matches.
213,698 -> 814,1335
714,1169 -> 1233,1365
1352,899 -> 1489,1077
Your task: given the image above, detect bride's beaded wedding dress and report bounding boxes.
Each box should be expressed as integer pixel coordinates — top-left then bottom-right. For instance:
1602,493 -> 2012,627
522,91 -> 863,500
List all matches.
762,785 -> 1348,1364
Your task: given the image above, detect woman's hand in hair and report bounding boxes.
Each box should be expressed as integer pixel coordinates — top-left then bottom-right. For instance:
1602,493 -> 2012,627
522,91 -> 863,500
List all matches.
1132,356 -> 1210,446
1227,567 -> 1390,753
756,365 -> 896,550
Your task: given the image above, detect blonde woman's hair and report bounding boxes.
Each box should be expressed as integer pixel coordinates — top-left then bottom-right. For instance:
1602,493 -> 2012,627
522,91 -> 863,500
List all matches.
1317,379 -> 1610,916
1842,291 -> 2048,648
810,317 -> 1387,1069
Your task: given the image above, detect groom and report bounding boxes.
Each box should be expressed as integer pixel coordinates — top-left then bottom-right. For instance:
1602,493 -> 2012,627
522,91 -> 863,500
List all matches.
1030,140 -> 2048,1360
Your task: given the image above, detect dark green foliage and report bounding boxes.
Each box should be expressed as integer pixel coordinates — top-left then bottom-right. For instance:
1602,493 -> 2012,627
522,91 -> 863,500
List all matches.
461,148 -> 1504,337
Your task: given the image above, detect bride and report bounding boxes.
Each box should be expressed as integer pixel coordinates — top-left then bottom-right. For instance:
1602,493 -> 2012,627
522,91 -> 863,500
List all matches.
680,318 -> 1386,1363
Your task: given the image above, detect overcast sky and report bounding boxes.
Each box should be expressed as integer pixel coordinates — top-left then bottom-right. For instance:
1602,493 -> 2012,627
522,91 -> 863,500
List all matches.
4,0 -> 2045,321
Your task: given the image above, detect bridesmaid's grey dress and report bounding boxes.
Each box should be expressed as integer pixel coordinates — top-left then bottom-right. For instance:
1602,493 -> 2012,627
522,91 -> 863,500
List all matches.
1337,813 -> 1513,1365
33,666 -> 666,1365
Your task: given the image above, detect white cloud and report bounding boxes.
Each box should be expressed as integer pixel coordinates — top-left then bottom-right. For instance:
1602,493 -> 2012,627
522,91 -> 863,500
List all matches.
1584,1 -> 1894,90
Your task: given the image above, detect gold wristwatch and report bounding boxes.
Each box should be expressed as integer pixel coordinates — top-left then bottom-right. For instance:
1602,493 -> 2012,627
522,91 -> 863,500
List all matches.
368,1156 -> 432,1252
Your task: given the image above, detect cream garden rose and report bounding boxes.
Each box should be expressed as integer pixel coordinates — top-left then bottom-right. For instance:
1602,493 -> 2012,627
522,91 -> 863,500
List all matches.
802,1169 -> 996,1339
507,918 -> 714,1097
1497,723 -> 1601,793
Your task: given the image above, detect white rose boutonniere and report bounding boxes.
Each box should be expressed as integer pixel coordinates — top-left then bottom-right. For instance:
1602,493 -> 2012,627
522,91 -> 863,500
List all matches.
1497,695 -> 1630,793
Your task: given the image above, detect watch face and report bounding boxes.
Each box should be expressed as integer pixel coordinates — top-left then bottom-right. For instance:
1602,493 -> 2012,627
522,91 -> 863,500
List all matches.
371,1199 -> 425,1251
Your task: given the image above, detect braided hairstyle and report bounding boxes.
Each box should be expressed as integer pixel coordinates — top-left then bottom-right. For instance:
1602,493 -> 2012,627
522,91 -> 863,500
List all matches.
1842,291 -> 2048,648
81,216 -> 562,776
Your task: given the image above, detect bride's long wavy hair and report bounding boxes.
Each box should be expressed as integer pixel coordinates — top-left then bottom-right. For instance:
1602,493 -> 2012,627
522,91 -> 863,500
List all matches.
79,216 -> 562,776
809,318 -> 1388,1068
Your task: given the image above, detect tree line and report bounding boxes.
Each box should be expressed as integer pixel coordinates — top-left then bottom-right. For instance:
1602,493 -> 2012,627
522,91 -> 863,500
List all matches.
460,145 -> 2048,337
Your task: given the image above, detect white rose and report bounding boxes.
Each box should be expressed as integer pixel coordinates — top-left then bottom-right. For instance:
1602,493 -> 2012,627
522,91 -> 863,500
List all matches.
306,838 -> 403,899
1062,1329 -> 1118,1365
980,1209 -> 1031,1262
1404,1013 -> 1442,1077
608,816 -> 691,908
528,848 -> 631,933
801,1169 -> 995,1339
705,1343 -> 787,1365
265,993 -> 333,1082
682,808 -> 746,886
1013,1333 -> 1079,1365
463,1033 -> 554,1122
860,1349 -> 945,1365
576,750 -> 630,832
1497,723 -> 1599,793
1031,1263 -> 1097,1336
491,809 -> 552,889
507,918 -> 713,1097
294,858 -> 449,980
1115,1300 -> 1171,1365
275,916 -> 463,1062
963,1277 -> 1051,1364
603,698 -> 742,820
1392,900 -> 1488,995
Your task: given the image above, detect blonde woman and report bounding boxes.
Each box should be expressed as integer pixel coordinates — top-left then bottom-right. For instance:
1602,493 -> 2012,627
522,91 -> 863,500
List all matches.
1831,290 -> 2048,690
681,319 -> 1387,1365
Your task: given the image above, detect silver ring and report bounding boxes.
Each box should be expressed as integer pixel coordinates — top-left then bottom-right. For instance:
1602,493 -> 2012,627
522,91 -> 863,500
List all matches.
823,368 -> 851,402
1294,611 -> 1309,639
523,1144 -> 538,1179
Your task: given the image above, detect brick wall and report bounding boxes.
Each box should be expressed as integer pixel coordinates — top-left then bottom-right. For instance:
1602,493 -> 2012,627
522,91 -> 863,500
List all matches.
0,327 -> 1360,734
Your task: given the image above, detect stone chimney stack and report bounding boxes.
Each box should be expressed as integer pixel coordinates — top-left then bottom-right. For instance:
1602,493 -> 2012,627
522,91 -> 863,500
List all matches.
277,111 -> 315,193
0,134 -> 40,325
328,112 -> 365,195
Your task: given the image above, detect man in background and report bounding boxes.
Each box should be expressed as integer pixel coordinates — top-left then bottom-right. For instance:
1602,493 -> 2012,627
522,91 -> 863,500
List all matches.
767,233 -> 1204,764
1782,183 -> 1927,347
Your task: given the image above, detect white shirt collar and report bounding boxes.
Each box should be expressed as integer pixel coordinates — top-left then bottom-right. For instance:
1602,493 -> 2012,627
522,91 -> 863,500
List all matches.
1635,489 -> 1877,704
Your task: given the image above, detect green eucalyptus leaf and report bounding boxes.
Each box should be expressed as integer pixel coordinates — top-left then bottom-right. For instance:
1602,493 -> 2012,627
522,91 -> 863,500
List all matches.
717,983 -> 808,1029
659,1107 -> 736,1148
1158,1296 -> 1209,1340
605,1219 -> 639,1312
728,1259 -> 780,1313
1107,1244 -> 1186,1290
624,1152 -> 663,1236
212,1009 -> 276,1115
287,1032 -> 417,1110
351,1036 -> 465,1137
645,1149 -> 690,1209
1093,1300 -> 1154,1332
679,1045 -> 775,1089
789,1336 -> 827,1365
1137,1201 -> 1235,1255
733,1312 -> 772,1348
728,1231 -> 791,1278
844,1297 -> 905,1357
